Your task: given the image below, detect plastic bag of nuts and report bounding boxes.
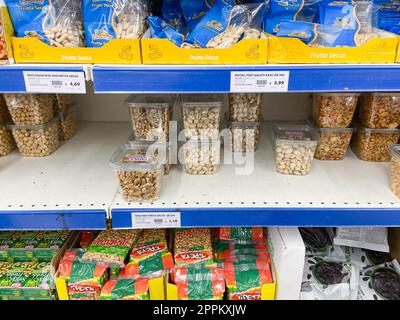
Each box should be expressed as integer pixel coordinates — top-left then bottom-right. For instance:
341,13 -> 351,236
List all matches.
229,121 -> 261,153
228,93 -> 262,122
0,95 -> 10,123
54,94 -> 74,113
9,116 -> 60,157
110,144 -> 164,202
314,128 -> 353,161
352,126 -> 400,162
0,124 -> 16,156
181,94 -> 222,141
359,93 -> 400,129
273,123 -> 319,176
59,105 -> 78,141
390,145 -> 400,198
126,94 -> 174,141
313,93 -> 360,128
4,94 -> 55,126
181,140 -> 220,175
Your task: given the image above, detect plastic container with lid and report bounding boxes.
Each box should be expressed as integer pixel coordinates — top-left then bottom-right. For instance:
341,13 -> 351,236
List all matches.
359,93 -> 400,129
0,96 -> 11,124
4,94 -> 55,126
126,94 -> 174,141
181,140 -> 220,175
228,93 -> 262,122
54,94 -> 74,113
390,144 -> 400,198
0,124 -> 16,157
313,93 -> 360,128
9,116 -> 60,157
58,105 -> 78,141
352,126 -> 400,162
110,144 -> 164,202
272,123 -> 319,175
315,127 -> 353,160
181,94 -> 223,140
229,120 -> 261,153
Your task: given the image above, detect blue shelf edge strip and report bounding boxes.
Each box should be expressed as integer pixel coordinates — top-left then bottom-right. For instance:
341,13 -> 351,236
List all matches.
93,64 -> 400,93
111,207 -> 400,228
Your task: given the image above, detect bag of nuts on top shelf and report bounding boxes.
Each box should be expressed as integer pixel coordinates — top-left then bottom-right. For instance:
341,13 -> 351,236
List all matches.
0,1 -> 14,64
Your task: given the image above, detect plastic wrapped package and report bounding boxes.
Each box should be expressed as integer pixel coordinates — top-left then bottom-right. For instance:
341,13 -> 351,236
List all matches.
229,120 -> 261,152
298,227 -> 334,255
147,16 -> 185,47
162,0 -> 185,32
101,277 -> 149,300
9,116 -> 60,157
179,0 -> 216,32
58,105 -> 78,141
0,124 -> 16,157
314,128 -> 353,160
181,140 -> 220,175
273,123 -> 319,175
390,144 -> 400,198
217,227 -> 265,242
313,93 -> 359,128
214,240 -> 269,261
229,93 -> 262,122
4,94 -> 55,126
352,126 -> 400,162
359,93 -> 400,129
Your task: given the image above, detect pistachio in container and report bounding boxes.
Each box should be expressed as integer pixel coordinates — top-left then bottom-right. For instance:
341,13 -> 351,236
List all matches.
110,144 -> 164,202
314,127 -> 353,160
273,123 -> 319,176
0,124 -> 16,156
228,93 -> 262,122
58,105 -> 78,141
229,120 -> 261,153
181,140 -> 220,175
9,115 -> 60,157
390,145 -> 400,198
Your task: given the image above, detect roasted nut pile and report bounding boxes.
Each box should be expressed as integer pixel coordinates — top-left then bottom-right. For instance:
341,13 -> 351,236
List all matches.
55,94 -> 74,113
10,119 -> 59,157
0,126 -> 16,156
183,107 -> 220,140
353,129 -> 400,162
313,93 -> 359,128
182,141 -> 220,175
275,142 -> 317,175
390,147 -> 400,198
59,108 -> 77,141
130,106 -> 169,141
4,94 -> 55,126
359,93 -> 400,129
229,123 -> 260,152
229,93 -> 262,122
314,130 -> 353,160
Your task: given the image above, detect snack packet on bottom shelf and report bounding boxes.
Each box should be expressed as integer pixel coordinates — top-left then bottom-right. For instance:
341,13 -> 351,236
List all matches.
351,248 -> 393,270
214,240 -> 269,262
174,267 -> 225,300
223,259 -> 272,300
217,227 -> 265,242
174,228 -> 214,267
101,277 -> 149,300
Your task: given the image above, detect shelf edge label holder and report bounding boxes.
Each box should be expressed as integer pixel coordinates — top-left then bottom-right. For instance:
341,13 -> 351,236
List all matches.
230,70 -> 290,93
131,211 -> 181,229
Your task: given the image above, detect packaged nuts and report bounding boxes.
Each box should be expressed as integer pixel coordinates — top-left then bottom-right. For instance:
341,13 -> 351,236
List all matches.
359,93 -> 400,129
390,145 -> 400,198
352,126 -> 400,162
273,123 -> 319,176
229,93 -> 262,122
110,144 -> 164,202
181,94 -> 222,141
182,140 -> 220,175
229,121 -> 260,152
126,95 -> 174,141
313,93 -> 359,128
4,94 -> 55,126
54,94 -> 74,113
0,95 -> 10,123
0,124 -> 16,156
9,116 -> 60,157
59,105 -> 78,141
315,128 -> 353,160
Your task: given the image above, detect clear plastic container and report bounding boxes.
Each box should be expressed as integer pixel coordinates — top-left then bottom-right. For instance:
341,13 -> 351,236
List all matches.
273,123 -> 319,175
4,94 -> 55,126
359,93 -> 400,129
0,124 -> 16,156
352,126 -> 400,162
126,94 -> 174,141
58,105 -> 78,141
390,144 -> 400,198
54,94 -> 74,113
128,133 -> 171,175
313,93 -> 360,128
110,144 -> 164,202
228,93 -> 262,122
181,140 -> 220,175
0,95 -> 11,124
315,127 -> 353,160
229,121 -> 261,152
9,116 -> 60,157
181,94 -> 223,140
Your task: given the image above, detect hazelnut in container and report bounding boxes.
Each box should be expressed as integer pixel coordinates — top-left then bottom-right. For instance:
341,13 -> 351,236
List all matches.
313,93 -> 359,128
314,127 -> 353,160
272,123 -> 319,176
390,145 -> 400,198
228,93 -> 262,122
9,115 -> 60,157
181,140 -> 221,175
0,95 -> 11,123
0,123 -> 16,156
58,105 -> 78,141
110,144 -> 164,202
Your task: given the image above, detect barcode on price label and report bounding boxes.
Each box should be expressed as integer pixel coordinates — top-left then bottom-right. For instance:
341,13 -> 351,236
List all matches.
23,71 -> 86,93
230,71 -> 289,92
131,212 -> 181,229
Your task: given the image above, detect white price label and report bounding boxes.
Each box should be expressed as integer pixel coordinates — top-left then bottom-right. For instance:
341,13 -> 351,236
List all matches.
23,71 -> 86,93
131,212 -> 181,229
230,71 -> 289,93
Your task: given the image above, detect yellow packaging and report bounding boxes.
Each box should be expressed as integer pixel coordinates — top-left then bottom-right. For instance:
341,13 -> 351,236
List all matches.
396,46 -> 400,63
141,38 -> 268,65
0,1 -> 14,64
268,35 -> 399,64
12,38 -> 141,64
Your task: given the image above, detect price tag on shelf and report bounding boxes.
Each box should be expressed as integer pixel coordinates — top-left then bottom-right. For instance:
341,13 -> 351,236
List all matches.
131,212 -> 181,229
230,71 -> 289,93
23,71 -> 86,93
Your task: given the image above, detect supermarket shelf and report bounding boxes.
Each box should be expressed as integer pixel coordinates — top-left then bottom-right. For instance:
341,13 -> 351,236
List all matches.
92,64 -> 400,93
110,124 -> 400,228
0,122 -> 130,230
